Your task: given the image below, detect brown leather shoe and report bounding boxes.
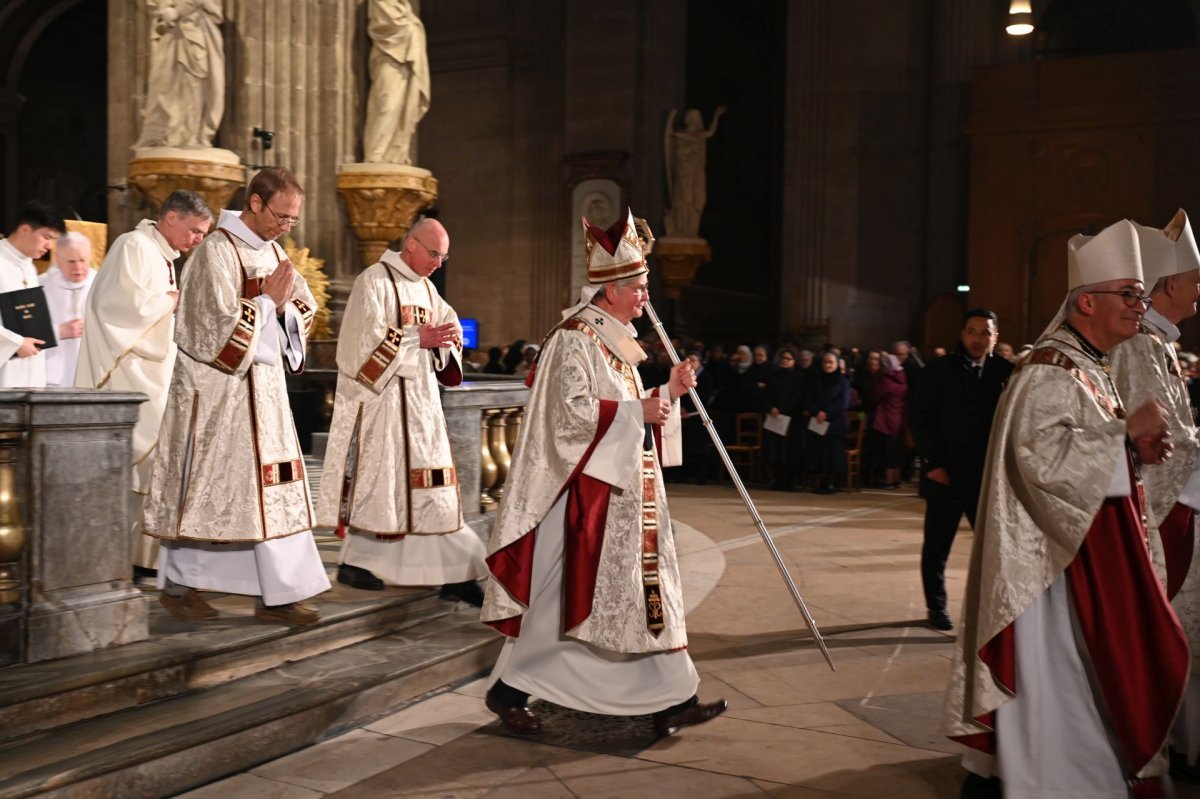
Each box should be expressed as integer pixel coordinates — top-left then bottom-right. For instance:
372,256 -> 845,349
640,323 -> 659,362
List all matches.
485,691 -> 542,734
159,589 -> 218,621
653,698 -> 728,737
255,600 -> 321,626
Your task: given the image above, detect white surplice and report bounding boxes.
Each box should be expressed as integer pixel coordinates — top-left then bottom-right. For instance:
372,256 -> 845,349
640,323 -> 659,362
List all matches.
39,265 -> 95,386
0,238 -> 46,387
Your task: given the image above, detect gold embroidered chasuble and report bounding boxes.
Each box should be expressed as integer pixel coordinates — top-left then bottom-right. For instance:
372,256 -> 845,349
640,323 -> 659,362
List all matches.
143,225 -> 317,543
480,304 -> 687,655
1110,313 -> 1200,658
315,252 -> 464,535
943,328 -> 1140,739
76,219 -> 179,495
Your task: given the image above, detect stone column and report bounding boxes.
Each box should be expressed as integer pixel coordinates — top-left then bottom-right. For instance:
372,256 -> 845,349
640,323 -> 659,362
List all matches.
0,389 -> 149,664
108,0 -> 362,325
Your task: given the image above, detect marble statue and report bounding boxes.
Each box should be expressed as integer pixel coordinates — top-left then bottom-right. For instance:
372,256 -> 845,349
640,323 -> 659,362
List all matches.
663,106 -> 725,237
362,0 -> 431,165
134,0 -> 225,149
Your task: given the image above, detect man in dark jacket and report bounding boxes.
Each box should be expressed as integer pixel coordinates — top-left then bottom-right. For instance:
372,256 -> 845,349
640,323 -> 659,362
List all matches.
911,308 -> 1013,631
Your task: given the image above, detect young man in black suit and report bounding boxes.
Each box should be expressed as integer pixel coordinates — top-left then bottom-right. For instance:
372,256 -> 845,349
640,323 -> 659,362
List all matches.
911,308 -> 1013,631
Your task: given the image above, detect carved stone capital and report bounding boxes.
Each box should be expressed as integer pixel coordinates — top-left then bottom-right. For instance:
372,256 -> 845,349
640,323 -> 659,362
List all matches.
127,148 -> 245,215
653,237 -> 711,300
336,164 -> 439,269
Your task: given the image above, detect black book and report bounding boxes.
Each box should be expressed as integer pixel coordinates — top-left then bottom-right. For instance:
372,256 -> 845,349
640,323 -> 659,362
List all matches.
0,286 -> 57,352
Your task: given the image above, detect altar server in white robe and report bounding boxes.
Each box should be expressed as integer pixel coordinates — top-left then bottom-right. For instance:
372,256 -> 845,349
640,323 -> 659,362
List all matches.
143,167 -> 330,626
75,190 -> 212,573
316,218 -> 488,604
944,219 -> 1187,798
481,210 -> 726,737
1110,209 -> 1200,773
40,232 -> 95,386
0,202 -> 65,387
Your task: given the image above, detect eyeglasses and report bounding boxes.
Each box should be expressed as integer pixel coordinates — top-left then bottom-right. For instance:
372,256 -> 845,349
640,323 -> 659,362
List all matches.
1087,290 -> 1152,309
621,284 -> 650,296
413,237 -> 449,264
263,204 -> 300,227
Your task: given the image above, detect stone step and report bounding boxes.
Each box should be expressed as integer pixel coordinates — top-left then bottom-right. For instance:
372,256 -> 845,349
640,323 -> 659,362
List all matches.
0,606 -> 502,799
0,583 -> 452,744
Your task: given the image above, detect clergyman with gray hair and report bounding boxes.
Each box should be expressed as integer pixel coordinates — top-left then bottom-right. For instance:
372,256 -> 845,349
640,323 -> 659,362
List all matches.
76,189 -> 213,579
39,231 -> 96,386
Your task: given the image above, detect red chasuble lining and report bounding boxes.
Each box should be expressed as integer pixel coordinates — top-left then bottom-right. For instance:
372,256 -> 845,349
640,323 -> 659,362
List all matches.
485,398 -> 619,636
952,482 -> 1188,775
1158,501 -> 1195,600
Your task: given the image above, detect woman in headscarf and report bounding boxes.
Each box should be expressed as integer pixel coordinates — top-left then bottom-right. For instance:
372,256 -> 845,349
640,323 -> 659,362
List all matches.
868,352 -> 908,489
804,351 -> 851,494
765,347 -> 805,490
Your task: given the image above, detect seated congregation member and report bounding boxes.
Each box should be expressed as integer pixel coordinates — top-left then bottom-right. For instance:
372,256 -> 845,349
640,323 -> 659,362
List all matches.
482,209 -> 726,738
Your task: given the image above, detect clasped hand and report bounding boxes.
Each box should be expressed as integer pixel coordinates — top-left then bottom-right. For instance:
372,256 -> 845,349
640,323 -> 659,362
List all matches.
1127,399 -> 1174,465
418,322 -> 460,349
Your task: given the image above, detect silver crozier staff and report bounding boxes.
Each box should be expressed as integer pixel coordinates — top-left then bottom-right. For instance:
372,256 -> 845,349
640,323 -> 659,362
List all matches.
635,218 -> 836,673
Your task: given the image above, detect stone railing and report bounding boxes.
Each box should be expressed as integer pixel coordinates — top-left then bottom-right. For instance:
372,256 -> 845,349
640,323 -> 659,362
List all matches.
0,389 -> 148,667
440,378 -> 530,535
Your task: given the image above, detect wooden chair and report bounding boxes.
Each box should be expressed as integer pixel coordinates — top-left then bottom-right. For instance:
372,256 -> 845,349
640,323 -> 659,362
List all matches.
844,411 -> 867,491
723,412 -> 764,484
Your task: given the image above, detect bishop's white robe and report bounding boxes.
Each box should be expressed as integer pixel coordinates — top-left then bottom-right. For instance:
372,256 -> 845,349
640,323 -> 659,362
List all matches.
316,251 -> 486,585
1111,307 -> 1200,765
481,304 -> 697,714
40,265 -> 95,387
0,238 -> 46,387
143,210 -> 329,605
943,326 -> 1188,797
74,220 -> 179,569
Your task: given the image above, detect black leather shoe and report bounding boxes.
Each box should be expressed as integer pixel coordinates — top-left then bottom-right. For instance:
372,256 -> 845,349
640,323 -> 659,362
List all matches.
485,689 -> 542,734
440,580 -> 484,607
928,608 -> 954,631
337,564 -> 384,591
960,772 -> 1002,799
653,698 -> 728,737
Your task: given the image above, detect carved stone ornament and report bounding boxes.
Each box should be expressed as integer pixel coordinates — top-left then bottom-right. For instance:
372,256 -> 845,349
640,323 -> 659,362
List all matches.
336,163 -> 439,269
653,236 -> 711,300
127,147 -> 245,215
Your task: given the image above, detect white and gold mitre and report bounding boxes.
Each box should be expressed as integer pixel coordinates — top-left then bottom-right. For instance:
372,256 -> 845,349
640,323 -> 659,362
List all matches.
582,209 -> 649,284
1067,218 -> 1143,290
1138,208 -> 1200,286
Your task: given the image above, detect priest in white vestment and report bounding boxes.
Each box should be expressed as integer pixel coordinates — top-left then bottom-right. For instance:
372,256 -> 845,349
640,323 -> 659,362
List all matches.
944,219 -> 1188,798
143,167 -> 330,626
0,202 -> 65,387
40,232 -> 95,386
316,218 -> 487,604
1110,209 -> 1200,773
481,210 -> 726,737
75,190 -> 213,573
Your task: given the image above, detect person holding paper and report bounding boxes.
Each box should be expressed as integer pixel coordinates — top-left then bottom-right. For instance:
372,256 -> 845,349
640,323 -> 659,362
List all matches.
0,202 -> 65,387
765,347 -> 805,490
910,309 -> 1012,632
944,219 -> 1186,797
315,218 -> 488,605
1109,209 -> 1200,775
143,167 -> 330,627
481,209 -> 726,738
804,351 -> 850,494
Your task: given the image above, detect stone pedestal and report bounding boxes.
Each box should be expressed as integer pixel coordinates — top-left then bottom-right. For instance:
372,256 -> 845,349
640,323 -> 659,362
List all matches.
0,389 -> 149,664
337,164 -> 439,270
654,236 -> 711,300
127,147 -> 246,215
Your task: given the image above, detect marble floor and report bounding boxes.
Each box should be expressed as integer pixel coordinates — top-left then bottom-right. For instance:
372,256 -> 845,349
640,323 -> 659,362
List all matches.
173,481 -> 1200,799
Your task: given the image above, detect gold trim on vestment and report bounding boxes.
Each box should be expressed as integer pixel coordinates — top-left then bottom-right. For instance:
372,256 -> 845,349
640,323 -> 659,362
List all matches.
410,466 -> 457,488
